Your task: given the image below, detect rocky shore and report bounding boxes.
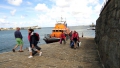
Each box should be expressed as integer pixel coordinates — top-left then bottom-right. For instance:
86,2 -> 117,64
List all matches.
0,37 -> 103,68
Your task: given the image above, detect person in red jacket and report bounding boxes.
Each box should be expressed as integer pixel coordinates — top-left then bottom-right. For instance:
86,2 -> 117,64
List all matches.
72,31 -> 79,49
60,31 -> 66,44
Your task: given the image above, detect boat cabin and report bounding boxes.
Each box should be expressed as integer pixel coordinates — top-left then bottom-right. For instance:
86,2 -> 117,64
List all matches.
50,23 -> 70,38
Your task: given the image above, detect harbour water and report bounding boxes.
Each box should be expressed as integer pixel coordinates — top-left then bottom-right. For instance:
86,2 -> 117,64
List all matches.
0,26 -> 95,53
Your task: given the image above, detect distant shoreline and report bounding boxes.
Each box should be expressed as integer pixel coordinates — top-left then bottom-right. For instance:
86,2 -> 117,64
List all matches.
0,28 -> 41,31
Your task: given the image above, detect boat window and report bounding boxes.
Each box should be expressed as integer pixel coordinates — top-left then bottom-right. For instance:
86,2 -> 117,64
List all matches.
56,30 -> 58,32
52,30 -> 55,32
59,30 -> 63,32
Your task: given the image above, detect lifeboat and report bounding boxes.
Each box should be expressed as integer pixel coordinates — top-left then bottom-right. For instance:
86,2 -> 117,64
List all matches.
43,17 -> 70,44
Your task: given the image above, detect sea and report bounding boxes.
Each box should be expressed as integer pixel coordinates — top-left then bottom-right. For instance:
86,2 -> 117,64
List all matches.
0,26 -> 95,53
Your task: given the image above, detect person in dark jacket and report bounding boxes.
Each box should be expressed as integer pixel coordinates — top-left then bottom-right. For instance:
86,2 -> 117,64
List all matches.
28,29 -> 42,58
69,31 -> 73,45
12,27 -> 23,52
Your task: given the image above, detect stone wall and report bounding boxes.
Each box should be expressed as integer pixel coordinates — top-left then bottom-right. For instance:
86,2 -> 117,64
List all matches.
95,0 -> 120,68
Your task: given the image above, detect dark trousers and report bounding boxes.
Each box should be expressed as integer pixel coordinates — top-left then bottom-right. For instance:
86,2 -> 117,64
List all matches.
60,38 -> 66,44
30,42 -> 41,52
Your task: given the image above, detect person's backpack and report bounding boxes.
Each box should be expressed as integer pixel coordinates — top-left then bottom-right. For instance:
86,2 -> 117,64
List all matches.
34,33 -> 40,41
70,41 -> 74,48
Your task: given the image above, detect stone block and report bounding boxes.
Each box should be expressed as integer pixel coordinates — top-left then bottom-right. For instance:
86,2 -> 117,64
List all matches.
112,10 -> 116,18
116,10 -> 120,19
115,4 -> 117,8
118,1 -> 120,8
119,19 -> 120,24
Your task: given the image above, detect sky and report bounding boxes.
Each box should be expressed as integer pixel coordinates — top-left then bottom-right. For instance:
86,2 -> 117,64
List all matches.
0,0 -> 106,28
